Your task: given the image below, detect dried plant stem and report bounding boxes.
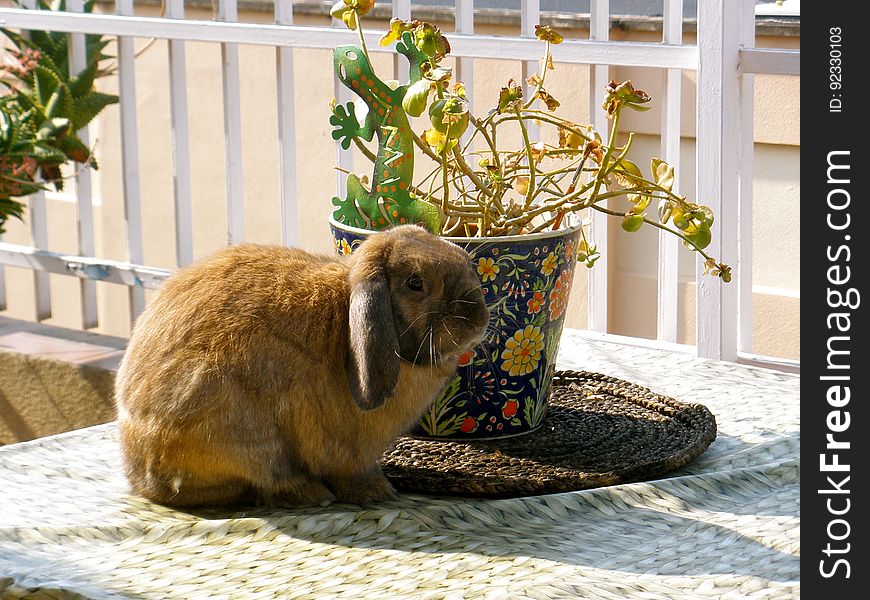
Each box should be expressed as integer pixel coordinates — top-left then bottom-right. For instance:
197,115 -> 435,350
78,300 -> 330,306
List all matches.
355,16 -> 371,63
494,112 -> 593,145
450,146 -> 494,201
440,145 -> 450,213
522,41 -> 550,110
516,108 -> 537,209
589,203 -> 715,261
590,109 -> 622,202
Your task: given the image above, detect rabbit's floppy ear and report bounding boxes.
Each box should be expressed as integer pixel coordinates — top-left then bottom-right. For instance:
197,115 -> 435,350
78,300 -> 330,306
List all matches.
347,271 -> 400,410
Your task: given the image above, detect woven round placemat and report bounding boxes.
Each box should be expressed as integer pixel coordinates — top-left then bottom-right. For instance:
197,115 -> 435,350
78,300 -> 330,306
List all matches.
381,370 -> 717,498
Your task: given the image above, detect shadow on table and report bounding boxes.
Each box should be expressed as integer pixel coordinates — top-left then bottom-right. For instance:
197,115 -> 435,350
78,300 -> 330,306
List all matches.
184,441 -> 799,583
383,428 -> 800,518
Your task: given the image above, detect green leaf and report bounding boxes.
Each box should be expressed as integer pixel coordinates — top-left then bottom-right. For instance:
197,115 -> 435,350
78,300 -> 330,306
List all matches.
628,193 -> 651,213
429,96 -> 469,139
36,117 -> 71,141
0,198 -> 27,233
30,30 -> 68,74
52,134 -> 90,164
44,84 -> 72,120
424,66 -> 452,83
413,22 -> 450,60
0,28 -> 30,55
696,205 -> 715,227
31,141 -> 69,163
0,108 -> 17,152
616,158 -> 643,180
8,91 -> 40,120
672,211 -> 695,232
685,226 -> 712,250
70,91 -> 118,130
402,80 -> 432,117
69,62 -> 98,97
621,213 -> 644,232
33,66 -> 63,109
498,80 -> 523,114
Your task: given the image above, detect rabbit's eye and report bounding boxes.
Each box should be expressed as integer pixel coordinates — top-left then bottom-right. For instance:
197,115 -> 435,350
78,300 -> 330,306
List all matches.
406,274 -> 424,291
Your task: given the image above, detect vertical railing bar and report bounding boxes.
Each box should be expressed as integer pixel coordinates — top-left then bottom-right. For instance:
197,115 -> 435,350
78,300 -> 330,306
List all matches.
333,13 -> 352,201
116,0 -> 146,324
455,0 -> 474,142
656,0 -> 682,343
695,0 -> 739,361
18,0 -> 50,320
737,0 -> 756,354
67,0 -> 98,329
588,0 -> 609,333
519,0 -> 540,140
275,0 -> 298,247
391,0 -> 411,83
219,0 -> 244,245
166,0 -> 194,267
28,192 -> 51,321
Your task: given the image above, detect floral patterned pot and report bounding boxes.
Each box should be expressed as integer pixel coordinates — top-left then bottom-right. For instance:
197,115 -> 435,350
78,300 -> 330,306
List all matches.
330,217 -> 582,439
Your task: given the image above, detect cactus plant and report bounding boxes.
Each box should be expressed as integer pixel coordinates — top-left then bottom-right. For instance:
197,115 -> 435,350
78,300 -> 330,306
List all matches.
0,0 -> 118,233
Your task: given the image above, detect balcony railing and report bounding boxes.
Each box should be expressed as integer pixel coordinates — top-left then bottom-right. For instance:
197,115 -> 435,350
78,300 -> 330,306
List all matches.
0,0 -> 800,371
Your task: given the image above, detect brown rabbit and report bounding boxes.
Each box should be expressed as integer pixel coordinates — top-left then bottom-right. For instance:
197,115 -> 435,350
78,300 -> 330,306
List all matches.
115,225 -> 489,508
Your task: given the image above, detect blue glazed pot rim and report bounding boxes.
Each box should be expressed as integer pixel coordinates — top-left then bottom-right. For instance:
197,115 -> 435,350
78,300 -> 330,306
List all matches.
328,214 -> 583,243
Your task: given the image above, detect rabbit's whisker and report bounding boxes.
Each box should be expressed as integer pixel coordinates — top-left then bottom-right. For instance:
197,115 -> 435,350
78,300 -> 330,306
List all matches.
462,283 -> 485,297
428,328 -> 436,371
400,310 -> 439,338
412,328 -> 431,366
440,319 -> 460,350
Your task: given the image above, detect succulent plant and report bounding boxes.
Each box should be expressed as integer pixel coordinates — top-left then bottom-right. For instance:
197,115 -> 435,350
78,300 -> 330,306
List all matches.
328,2 -> 731,282
0,0 -> 118,232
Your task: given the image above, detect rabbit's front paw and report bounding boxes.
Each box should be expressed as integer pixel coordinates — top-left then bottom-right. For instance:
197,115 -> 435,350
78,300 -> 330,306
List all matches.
266,477 -> 337,508
330,471 -> 397,506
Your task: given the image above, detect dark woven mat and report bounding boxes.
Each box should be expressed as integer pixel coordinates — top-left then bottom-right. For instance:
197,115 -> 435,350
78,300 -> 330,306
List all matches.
381,370 -> 717,498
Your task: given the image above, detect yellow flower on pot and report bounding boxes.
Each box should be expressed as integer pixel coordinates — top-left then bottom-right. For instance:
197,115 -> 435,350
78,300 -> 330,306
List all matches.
501,325 -> 545,377
541,252 -> 559,276
476,257 -> 500,282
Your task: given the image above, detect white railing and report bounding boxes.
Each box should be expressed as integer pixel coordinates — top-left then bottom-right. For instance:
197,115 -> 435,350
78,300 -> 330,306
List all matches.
0,0 -> 800,370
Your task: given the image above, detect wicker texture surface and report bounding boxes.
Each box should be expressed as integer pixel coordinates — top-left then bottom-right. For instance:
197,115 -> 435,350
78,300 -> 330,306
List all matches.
383,370 -> 717,498
0,332 -> 799,599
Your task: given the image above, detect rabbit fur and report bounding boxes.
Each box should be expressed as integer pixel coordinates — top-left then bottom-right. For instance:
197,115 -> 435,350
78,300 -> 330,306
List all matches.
115,225 -> 489,508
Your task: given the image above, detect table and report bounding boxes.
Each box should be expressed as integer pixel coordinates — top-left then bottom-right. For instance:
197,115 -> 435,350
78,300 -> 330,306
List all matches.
0,331 -> 800,599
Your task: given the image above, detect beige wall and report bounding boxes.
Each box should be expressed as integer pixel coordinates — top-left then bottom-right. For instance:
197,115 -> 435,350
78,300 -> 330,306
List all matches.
0,6 -> 800,361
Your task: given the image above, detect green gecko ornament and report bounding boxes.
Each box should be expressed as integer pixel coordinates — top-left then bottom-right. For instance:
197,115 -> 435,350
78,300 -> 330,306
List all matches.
330,32 -> 442,233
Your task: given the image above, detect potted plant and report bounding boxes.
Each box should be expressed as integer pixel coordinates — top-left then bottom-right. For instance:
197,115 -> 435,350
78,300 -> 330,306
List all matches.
0,0 -> 118,233
327,0 -> 730,439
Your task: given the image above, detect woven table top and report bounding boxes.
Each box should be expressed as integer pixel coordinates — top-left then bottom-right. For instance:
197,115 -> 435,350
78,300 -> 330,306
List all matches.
0,330 -> 800,599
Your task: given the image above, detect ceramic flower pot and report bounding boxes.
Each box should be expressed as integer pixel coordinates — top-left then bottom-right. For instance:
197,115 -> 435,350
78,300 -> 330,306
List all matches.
330,217 -> 582,439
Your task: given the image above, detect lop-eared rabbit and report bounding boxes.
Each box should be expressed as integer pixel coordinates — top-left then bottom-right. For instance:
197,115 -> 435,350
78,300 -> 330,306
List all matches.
115,225 -> 489,507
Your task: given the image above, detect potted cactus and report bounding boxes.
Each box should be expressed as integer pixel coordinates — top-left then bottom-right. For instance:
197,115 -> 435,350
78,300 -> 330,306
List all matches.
0,0 -> 118,233
327,1 -> 731,439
